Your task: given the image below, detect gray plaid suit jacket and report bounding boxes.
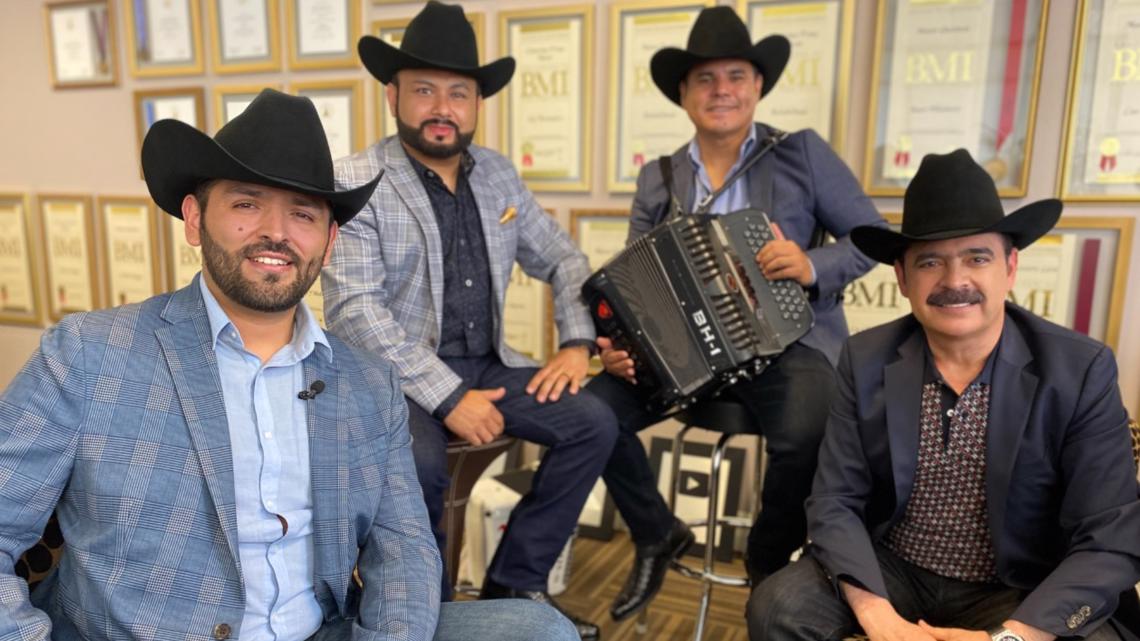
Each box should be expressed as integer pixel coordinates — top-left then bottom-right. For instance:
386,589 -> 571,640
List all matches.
323,137 -> 595,414
0,278 -> 441,641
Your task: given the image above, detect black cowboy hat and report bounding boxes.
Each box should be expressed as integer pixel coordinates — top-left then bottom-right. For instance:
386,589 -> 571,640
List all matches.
851,149 -> 1062,265
142,89 -> 380,226
650,6 -> 790,106
358,0 -> 515,98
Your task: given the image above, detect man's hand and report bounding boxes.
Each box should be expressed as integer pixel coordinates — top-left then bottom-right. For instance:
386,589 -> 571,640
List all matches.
597,336 -> 636,384
443,388 -> 506,445
756,222 -> 814,286
843,581 -> 936,641
526,344 -> 590,403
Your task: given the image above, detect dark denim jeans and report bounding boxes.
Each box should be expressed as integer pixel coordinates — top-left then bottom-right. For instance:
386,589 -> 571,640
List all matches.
586,342 -> 836,576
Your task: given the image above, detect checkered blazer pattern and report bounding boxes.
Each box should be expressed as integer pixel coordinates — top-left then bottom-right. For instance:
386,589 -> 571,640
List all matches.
323,137 -> 596,413
0,279 -> 441,641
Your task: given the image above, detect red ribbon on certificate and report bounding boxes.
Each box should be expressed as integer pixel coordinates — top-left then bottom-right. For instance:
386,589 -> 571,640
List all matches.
996,0 -> 1028,152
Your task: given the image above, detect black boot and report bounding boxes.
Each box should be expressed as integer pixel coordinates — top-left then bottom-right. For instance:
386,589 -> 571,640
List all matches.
480,576 -> 601,640
610,520 -> 694,621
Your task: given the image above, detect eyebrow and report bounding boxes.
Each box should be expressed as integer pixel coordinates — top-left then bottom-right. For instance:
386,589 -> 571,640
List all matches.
225,185 -> 323,210
910,246 -> 996,264
410,79 -> 474,91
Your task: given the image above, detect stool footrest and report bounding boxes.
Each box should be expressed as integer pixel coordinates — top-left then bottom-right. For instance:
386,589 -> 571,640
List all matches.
670,560 -> 750,587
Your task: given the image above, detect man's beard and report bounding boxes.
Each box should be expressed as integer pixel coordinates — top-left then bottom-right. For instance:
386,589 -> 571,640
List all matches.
199,220 -> 324,314
396,112 -> 475,159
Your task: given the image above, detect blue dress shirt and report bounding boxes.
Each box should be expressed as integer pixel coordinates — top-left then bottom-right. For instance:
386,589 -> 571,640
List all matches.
199,276 -> 329,641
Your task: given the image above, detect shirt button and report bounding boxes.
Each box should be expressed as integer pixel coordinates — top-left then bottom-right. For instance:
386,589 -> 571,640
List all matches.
946,409 -> 955,417
265,499 -> 274,509
264,431 -> 273,439
459,239 -> 466,246
213,623 -> 232,640
464,279 -> 472,287
467,321 -> 475,329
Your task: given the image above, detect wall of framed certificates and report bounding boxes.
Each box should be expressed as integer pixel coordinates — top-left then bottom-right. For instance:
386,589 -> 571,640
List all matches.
4,0 -> 1140,413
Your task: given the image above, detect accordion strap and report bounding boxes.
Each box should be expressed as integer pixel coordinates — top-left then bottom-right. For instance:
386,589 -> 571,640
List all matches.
660,128 -> 789,220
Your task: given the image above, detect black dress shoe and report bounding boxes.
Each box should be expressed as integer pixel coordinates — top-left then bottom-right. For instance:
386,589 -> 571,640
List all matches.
610,520 -> 694,621
480,577 -> 601,640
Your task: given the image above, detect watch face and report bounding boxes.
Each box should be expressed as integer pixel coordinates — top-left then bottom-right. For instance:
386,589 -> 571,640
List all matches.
993,633 -> 1023,641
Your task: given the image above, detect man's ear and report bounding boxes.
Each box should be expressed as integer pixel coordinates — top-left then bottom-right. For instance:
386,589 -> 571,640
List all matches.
322,223 -> 339,266
181,194 -> 203,248
893,259 -> 908,297
386,81 -> 398,115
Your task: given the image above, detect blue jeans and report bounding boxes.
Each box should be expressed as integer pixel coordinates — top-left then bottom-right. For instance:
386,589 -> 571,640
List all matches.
310,599 -> 578,641
407,355 -> 618,594
746,546 -> 1124,641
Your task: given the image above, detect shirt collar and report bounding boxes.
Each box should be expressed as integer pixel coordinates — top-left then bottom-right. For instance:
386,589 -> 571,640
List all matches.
197,273 -> 332,363
687,125 -> 758,175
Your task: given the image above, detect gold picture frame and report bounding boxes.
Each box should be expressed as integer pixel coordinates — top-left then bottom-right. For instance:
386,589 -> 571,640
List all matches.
284,0 -> 360,70
44,0 -> 118,88
214,83 -> 282,131
207,0 -> 281,74
606,0 -> 714,193
739,0 -> 854,153
96,196 -> 162,307
498,5 -> 594,193
163,212 -> 201,291
38,194 -> 100,320
570,208 -> 632,373
841,213 -> 1134,350
370,13 -> 487,147
0,193 -> 44,327
124,0 -> 205,77
133,88 -> 207,176
289,79 -> 366,160
1058,0 -> 1140,201
861,0 -> 1048,197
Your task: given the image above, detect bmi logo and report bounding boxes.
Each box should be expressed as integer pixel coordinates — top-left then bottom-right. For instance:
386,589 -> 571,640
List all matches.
691,310 -> 722,358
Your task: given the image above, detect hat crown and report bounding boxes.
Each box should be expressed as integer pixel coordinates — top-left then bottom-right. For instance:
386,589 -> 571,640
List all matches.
901,149 -> 1004,238
399,1 -> 480,71
214,89 -> 334,191
686,6 -> 754,58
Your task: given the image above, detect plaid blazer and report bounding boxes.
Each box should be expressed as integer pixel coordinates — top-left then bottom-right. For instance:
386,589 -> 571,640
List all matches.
323,137 -> 595,413
0,279 -> 441,641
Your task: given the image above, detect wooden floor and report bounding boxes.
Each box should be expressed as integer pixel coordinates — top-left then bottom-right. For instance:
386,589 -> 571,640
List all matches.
552,533 -> 751,641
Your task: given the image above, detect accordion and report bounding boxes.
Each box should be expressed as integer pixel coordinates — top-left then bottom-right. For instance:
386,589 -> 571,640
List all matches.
582,209 -> 813,414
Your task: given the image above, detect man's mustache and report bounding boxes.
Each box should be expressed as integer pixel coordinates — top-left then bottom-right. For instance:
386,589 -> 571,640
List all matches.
242,240 -> 300,265
927,287 -> 984,306
421,118 -> 458,132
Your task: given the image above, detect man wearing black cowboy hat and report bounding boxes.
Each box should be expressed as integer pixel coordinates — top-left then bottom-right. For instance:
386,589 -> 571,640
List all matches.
585,5 -> 885,620
748,149 -> 1140,641
0,88 -> 579,641
322,2 -> 615,638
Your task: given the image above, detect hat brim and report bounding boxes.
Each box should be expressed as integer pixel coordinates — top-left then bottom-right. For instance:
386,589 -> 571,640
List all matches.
851,199 -> 1064,265
358,35 -> 516,98
142,120 -> 380,226
650,35 -> 790,105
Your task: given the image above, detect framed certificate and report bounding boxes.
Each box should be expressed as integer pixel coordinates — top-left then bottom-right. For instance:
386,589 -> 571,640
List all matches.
607,0 -> 713,193
284,0 -> 360,70
97,197 -> 161,307
503,264 -> 555,363
1059,0 -> 1140,201
862,0 -> 1048,196
371,14 -> 487,146
739,0 -> 854,151
289,79 -> 365,160
841,214 -> 1134,349
207,0 -> 281,74
163,214 -> 202,291
499,6 -> 593,192
124,0 -> 205,77
39,195 -> 99,320
133,88 -> 206,173
44,0 -> 118,88
214,83 -> 280,130
0,193 -> 43,326
303,277 -> 325,327
571,209 -> 631,373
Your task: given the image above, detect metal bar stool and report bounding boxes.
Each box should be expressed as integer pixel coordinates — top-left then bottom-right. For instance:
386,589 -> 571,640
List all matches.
637,398 -> 765,640
444,434 -> 516,594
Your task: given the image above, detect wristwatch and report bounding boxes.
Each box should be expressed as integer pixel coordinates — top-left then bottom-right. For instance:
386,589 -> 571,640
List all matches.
989,627 -> 1026,641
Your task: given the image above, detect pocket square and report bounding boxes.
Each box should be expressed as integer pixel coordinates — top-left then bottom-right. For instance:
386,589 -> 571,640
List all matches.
499,206 -> 517,224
